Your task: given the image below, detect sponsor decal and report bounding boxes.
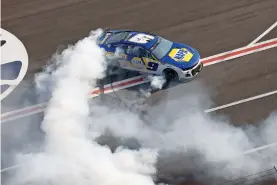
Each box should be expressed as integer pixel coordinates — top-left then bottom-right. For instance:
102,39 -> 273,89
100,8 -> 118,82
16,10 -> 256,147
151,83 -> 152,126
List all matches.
1,28 -> 29,101
169,48 -> 193,62
129,34 -> 154,44
131,57 -> 145,69
105,51 -> 114,58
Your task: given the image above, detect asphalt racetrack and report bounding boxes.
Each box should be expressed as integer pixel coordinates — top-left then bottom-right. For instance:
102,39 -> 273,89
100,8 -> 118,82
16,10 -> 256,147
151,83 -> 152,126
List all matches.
2,0 -> 277,184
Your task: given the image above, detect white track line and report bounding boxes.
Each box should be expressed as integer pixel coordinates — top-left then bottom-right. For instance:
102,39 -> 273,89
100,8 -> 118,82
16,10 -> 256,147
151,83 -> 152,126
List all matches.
202,38 -> 277,66
0,80 -> 20,85
1,163 -> 26,173
248,21 -> 277,46
205,90 -> 277,113
243,142 -> 277,155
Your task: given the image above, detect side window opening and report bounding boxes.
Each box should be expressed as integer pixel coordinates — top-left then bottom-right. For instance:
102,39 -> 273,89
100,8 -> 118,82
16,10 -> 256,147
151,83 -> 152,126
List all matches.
147,52 -> 156,60
138,48 -> 148,58
130,46 -> 151,59
124,45 -> 141,57
129,46 -> 141,57
115,44 -> 128,55
115,45 -> 156,60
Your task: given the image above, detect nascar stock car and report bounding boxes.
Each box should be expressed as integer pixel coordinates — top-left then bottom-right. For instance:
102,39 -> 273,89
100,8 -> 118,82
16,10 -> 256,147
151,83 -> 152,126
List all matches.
97,29 -> 203,86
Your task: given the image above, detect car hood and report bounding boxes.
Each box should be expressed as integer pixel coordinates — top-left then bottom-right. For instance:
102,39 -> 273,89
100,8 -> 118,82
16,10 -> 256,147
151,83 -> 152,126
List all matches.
160,42 -> 200,69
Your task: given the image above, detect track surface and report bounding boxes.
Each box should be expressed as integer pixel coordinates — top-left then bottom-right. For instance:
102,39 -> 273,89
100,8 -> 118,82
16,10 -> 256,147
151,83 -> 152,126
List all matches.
3,0 -> 277,74
2,0 -> 277,184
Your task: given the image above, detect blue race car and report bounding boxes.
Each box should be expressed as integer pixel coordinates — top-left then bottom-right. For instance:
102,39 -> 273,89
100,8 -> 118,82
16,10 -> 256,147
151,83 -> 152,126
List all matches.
97,29 -> 203,83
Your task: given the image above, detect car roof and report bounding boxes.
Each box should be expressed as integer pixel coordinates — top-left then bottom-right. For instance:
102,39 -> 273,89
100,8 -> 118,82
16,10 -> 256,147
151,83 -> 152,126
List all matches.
106,30 -> 159,50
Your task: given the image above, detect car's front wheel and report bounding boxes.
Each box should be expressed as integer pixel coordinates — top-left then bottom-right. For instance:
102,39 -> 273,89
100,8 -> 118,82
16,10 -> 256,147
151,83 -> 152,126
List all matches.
162,68 -> 179,89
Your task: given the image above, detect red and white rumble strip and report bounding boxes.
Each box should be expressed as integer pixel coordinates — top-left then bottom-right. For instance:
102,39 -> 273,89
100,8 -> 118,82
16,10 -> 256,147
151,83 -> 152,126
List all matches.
1,38 -> 277,123
202,38 -> 277,66
90,76 -> 148,97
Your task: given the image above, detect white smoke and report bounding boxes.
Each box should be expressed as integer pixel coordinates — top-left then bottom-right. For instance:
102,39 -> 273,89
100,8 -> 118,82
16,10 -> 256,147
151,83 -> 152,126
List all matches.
148,75 -> 166,90
88,87 -> 277,181
10,29 -> 158,185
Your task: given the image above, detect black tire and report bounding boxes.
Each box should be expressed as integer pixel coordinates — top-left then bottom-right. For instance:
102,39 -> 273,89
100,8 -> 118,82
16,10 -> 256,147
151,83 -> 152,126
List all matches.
162,68 -> 178,89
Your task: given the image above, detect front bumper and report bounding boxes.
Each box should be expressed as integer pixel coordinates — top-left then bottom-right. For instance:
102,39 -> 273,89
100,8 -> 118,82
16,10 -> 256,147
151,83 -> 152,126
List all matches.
179,61 -> 203,79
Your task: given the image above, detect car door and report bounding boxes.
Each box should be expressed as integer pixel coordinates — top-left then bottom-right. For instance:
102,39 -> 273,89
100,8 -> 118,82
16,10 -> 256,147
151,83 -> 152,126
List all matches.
126,45 -> 162,74
125,45 -> 148,72
113,44 -> 161,74
112,44 -> 132,69
141,50 -> 162,74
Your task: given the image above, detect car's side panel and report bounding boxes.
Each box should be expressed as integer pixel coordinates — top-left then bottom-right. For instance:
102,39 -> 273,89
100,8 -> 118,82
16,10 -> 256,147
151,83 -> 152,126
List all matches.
104,50 -> 184,79
142,57 -> 161,74
129,57 -> 146,71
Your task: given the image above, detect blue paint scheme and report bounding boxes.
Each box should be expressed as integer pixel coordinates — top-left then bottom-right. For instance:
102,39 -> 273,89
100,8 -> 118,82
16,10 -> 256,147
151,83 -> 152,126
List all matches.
160,42 -> 200,70
97,29 -> 200,70
1,61 -> 22,80
0,60 -> 22,95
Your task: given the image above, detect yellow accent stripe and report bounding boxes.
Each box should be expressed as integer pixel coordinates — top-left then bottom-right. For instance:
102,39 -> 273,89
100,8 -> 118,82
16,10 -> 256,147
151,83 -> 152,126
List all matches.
184,52 -> 193,61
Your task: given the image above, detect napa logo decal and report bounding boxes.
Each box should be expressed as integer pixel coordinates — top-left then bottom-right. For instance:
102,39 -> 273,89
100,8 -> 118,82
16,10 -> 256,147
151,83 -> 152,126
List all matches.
1,28 -> 29,101
169,48 -> 193,62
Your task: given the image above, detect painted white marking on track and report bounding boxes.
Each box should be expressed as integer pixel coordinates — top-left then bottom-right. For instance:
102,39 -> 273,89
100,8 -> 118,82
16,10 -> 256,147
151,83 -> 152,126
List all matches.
205,90 -> 277,113
1,29 -> 29,101
1,163 -> 26,173
243,143 -> 277,155
202,38 -> 277,66
248,21 -> 277,46
1,80 -> 20,85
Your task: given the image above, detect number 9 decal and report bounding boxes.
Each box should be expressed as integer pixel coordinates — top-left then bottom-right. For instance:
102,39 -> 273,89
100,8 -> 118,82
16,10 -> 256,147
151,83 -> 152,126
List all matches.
147,62 -> 159,71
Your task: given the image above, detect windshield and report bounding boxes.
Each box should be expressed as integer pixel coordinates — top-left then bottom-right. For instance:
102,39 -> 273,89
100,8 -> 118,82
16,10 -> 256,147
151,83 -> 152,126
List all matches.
105,32 -> 129,44
152,37 -> 173,59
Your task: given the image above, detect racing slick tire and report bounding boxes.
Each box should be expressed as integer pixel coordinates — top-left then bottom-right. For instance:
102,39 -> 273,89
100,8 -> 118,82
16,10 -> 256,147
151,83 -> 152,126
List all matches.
162,68 -> 179,89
